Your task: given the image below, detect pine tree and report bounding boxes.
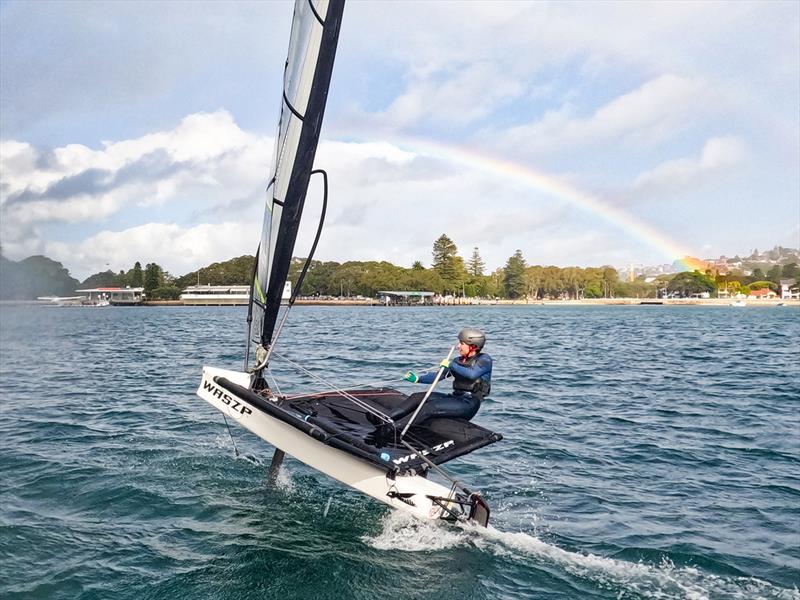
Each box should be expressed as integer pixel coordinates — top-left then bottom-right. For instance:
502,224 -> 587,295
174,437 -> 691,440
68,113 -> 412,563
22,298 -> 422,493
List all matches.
467,247 -> 485,278
503,250 -> 527,298
131,261 -> 143,287
431,234 -> 467,294
144,263 -> 162,293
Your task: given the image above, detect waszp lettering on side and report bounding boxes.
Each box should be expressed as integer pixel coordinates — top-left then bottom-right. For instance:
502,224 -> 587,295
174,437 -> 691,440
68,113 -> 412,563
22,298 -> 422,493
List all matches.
202,381 -> 253,416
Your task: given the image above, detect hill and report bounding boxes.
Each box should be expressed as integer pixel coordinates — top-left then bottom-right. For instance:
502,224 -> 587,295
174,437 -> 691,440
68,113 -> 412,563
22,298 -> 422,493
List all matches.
0,255 -> 81,300
173,255 -> 255,289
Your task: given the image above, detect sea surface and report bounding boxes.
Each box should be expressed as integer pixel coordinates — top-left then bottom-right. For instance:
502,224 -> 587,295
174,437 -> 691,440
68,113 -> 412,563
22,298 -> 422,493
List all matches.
1,304 -> 798,599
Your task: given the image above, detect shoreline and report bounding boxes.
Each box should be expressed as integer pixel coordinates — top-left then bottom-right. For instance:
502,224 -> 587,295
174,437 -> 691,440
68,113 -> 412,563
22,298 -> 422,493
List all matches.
5,298 -> 797,307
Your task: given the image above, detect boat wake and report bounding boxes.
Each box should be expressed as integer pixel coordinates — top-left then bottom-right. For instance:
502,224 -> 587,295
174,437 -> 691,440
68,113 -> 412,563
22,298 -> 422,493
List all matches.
363,511 -> 798,600
363,510 -> 466,551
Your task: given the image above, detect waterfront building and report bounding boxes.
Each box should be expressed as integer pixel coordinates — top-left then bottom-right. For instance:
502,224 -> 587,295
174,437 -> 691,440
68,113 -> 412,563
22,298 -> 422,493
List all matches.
779,279 -> 799,299
180,285 -> 249,305
76,287 -> 144,306
181,282 -> 291,306
749,288 -> 777,300
377,290 -> 434,306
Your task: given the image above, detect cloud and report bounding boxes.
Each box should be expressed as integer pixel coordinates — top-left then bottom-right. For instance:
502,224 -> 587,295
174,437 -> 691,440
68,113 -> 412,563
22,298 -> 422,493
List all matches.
43,222 -> 256,281
0,114 -> 701,280
1,110 -> 270,261
355,61 -> 524,132
483,74 -> 713,158
630,136 -> 748,196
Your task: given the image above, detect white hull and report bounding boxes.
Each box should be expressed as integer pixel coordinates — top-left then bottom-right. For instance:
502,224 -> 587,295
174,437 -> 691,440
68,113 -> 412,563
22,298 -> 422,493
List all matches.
197,366 -> 459,521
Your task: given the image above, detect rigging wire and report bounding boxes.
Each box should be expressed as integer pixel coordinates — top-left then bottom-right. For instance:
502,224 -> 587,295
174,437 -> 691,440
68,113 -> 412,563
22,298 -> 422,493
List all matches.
271,356 -> 441,399
271,350 -> 394,423
243,244 -> 261,371
279,376 -> 404,398
221,414 -> 241,457
266,367 -> 283,396
251,169 -> 329,374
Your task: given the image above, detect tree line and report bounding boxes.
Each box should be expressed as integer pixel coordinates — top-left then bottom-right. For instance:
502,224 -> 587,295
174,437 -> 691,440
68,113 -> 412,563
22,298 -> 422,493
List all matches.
664,263 -> 799,297
289,235 -> 630,299
71,235 -> 634,300
80,261 -> 181,300
2,237 -> 798,301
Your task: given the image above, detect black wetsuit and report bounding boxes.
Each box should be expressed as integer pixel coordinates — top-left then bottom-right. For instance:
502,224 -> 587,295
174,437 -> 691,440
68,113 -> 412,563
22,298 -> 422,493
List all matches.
389,352 -> 493,424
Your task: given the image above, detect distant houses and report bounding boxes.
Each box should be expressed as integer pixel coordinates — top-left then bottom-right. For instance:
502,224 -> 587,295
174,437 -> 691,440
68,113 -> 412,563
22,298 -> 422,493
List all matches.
749,288 -> 777,300
778,279 -> 798,299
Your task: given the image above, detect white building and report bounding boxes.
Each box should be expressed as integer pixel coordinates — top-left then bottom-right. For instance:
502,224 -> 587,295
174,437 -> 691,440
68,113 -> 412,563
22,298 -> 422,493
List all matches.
779,279 -> 798,299
181,282 -> 291,305
181,285 -> 249,305
75,287 -> 144,306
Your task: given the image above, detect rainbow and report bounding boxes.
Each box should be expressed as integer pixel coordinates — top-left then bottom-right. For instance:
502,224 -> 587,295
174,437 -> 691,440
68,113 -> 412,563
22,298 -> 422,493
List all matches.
381,135 -> 702,271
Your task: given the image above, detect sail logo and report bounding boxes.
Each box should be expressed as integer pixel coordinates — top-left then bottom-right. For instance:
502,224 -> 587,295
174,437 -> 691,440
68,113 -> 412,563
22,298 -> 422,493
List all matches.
392,440 -> 455,465
202,381 -> 253,419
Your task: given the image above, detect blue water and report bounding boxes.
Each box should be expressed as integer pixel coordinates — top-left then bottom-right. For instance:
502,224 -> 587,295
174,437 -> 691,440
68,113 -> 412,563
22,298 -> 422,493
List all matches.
1,304 -> 798,599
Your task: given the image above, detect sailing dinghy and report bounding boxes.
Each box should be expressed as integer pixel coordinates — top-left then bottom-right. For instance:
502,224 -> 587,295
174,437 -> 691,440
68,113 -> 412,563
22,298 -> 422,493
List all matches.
197,0 -> 502,527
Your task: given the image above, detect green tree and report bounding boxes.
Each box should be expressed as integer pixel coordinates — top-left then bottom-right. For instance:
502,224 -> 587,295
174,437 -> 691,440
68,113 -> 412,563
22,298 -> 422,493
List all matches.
750,268 -> 765,283
144,263 -> 163,294
174,255 -> 255,289
148,286 -> 181,300
562,266 -> 583,299
766,264 -> 782,282
81,270 -> 118,288
484,269 -> 503,298
466,247 -> 485,277
431,234 -> 467,294
583,268 -> 606,298
524,265 -> 543,299
541,266 -> 563,298
616,279 -> 658,298
406,265 -> 445,294
503,250 -> 527,298
667,271 -> 716,296
749,280 -> 778,292
130,261 -> 143,287
602,266 -> 618,298
303,260 -> 342,296
781,262 -> 798,279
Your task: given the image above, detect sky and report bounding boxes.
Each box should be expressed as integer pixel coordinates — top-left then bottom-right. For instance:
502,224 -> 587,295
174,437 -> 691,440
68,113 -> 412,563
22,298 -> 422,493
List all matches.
1,0 -> 798,280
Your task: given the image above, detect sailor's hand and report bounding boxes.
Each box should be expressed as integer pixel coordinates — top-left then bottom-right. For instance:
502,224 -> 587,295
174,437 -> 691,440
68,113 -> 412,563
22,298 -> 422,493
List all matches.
403,371 -> 419,383
439,359 -> 450,369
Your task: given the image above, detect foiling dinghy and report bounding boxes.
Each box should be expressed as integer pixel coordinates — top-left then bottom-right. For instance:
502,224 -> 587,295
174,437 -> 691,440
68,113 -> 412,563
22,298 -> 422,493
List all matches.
197,0 -> 502,527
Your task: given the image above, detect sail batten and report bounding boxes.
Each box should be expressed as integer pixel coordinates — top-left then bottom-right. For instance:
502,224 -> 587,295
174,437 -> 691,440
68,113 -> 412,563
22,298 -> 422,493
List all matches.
248,0 -> 345,372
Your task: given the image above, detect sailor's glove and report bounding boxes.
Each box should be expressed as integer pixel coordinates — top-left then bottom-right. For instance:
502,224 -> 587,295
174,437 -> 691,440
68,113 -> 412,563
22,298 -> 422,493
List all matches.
403,371 -> 419,383
439,359 -> 451,369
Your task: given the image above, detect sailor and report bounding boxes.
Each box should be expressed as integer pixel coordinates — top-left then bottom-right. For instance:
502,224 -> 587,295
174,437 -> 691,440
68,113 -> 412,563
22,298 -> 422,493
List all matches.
388,328 -> 492,425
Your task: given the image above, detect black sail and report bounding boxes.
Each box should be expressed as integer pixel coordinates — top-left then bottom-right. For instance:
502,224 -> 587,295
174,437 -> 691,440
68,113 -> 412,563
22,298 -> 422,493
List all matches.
248,0 -> 344,368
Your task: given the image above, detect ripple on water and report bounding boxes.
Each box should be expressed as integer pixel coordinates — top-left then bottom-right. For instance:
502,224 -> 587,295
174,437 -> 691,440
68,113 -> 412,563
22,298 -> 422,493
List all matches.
1,304 -> 799,598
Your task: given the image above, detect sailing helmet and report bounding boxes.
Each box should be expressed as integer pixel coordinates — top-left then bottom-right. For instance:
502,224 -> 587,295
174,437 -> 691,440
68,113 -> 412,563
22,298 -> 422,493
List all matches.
458,327 -> 486,350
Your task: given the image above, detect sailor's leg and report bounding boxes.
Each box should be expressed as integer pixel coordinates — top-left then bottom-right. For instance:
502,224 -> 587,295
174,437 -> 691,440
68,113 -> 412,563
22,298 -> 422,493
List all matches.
408,393 -> 480,423
376,391 -> 427,421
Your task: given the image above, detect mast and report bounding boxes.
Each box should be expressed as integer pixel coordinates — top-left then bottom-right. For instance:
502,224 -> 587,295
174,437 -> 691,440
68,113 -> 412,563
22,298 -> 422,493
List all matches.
247,0 -> 345,377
